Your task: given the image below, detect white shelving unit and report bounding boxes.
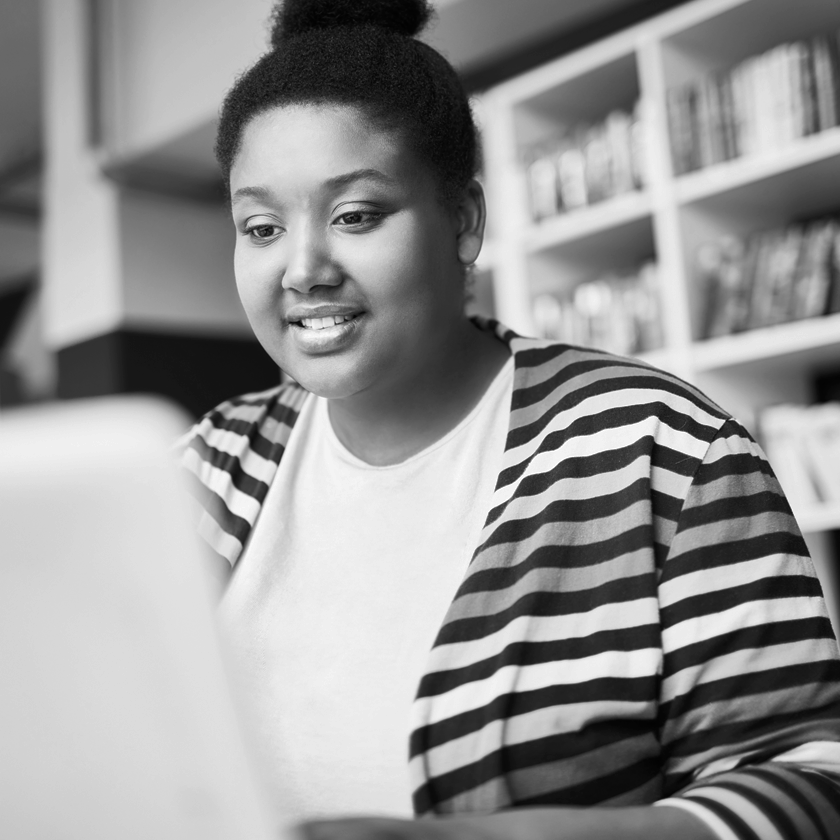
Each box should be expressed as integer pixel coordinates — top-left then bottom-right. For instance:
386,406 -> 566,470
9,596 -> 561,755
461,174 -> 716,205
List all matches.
478,0 -> 840,544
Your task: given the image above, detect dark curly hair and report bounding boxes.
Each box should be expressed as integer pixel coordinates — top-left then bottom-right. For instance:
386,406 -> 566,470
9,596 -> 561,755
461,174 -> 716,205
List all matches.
215,0 -> 480,204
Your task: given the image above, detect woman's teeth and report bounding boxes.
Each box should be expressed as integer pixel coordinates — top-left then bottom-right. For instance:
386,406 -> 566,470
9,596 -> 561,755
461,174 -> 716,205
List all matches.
300,314 -> 355,330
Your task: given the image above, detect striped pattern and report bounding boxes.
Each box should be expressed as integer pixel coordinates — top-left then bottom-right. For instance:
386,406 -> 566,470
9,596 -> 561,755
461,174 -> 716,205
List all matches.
180,320 -> 840,839
178,383 -> 308,567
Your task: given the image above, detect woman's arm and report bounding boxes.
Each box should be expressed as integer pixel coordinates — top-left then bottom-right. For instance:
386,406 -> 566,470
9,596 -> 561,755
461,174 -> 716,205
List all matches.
650,418 -> 840,839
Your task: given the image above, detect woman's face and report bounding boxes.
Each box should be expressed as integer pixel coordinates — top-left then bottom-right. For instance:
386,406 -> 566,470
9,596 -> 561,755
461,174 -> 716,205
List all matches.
229,104 -> 471,400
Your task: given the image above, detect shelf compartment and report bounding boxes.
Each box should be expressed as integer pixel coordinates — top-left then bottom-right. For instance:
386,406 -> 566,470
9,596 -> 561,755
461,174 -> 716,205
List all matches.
523,191 -> 652,255
675,128 -> 840,213
692,312 -> 840,374
512,52 -> 640,152
526,211 -> 656,298
660,0 -> 840,91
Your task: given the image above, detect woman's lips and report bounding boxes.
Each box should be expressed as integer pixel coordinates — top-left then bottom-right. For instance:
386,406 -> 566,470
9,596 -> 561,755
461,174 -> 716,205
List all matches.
288,312 -> 364,354
298,313 -> 357,330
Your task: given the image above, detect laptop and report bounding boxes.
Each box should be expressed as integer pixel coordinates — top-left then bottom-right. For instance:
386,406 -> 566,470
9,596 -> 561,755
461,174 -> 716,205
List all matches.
0,397 -> 279,840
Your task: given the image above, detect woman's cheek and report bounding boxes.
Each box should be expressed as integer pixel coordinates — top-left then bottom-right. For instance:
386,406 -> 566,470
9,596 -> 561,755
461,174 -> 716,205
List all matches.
235,254 -> 274,320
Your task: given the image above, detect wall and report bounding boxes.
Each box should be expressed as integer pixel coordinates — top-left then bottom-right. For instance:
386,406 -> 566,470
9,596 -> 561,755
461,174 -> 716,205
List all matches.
106,0 -> 273,161
120,190 -> 250,335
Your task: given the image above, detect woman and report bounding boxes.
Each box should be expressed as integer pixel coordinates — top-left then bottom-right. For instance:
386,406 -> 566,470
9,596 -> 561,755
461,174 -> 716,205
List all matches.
179,1 -> 840,838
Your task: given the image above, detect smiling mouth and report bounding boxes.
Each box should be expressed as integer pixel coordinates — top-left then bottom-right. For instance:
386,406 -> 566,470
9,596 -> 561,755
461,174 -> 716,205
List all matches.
292,313 -> 362,330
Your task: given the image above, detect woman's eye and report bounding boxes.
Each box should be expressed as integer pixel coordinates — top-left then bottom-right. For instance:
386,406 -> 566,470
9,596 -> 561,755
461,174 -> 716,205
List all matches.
334,210 -> 383,228
245,223 -> 282,241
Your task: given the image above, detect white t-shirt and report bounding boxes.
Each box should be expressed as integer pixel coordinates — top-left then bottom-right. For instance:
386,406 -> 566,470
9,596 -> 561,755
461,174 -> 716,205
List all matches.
218,358 -> 513,824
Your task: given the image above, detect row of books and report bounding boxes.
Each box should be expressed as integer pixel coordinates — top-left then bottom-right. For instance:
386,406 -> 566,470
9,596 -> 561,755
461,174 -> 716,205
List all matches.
526,104 -> 646,222
761,403 -> 840,510
697,217 -> 840,340
532,261 -> 662,356
668,32 -> 840,175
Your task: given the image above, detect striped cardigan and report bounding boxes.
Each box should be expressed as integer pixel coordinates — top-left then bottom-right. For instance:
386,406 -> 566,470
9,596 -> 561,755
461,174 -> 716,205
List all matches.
180,320 -> 840,840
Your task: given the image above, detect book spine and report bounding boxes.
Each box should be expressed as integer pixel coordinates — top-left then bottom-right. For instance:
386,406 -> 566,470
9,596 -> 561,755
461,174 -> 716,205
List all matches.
607,109 -> 635,195
768,226 -> 804,326
812,35 -> 838,131
630,100 -> 647,187
685,83 -> 701,172
730,63 -> 748,158
527,152 -> 560,222
828,226 -> 840,314
666,87 -> 688,175
719,72 -> 739,160
557,142 -> 588,211
792,220 -> 836,320
799,39 -> 819,136
788,42 -> 807,141
696,77 -> 714,169
697,241 -> 726,339
747,231 -> 778,330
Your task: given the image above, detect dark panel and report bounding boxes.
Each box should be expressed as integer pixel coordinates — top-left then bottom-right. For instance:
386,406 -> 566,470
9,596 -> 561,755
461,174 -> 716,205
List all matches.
0,368 -> 24,409
57,329 -> 281,418
814,371 -> 840,566
121,330 -> 280,418
815,371 -> 840,404
56,332 -> 122,400
0,281 -> 33,349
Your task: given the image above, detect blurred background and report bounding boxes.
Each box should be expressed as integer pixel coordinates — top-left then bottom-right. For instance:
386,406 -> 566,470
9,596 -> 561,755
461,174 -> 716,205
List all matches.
2,0 -> 840,622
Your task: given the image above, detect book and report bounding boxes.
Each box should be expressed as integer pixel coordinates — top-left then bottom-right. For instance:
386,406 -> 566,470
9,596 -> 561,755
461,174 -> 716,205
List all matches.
760,404 -> 822,510
764,226 -> 805,327
666,29 -> 840,174
531,262 -> 662,355
812,34 -> 839,131
718,72 -> 739,160
798,40 -> 819,137
790,220 -> 836,320
801,403 -> 840,503
583,124 -> 611,205
606,110 -> 635,195
527,153 -> 560,221
829,226 -> 840,314
630,101 -> 648,187
748,230 -> 787,329
667,86 -> 689,175
557,142 -> 589,211
524,100 -> 645,222
703,235 -> 751,337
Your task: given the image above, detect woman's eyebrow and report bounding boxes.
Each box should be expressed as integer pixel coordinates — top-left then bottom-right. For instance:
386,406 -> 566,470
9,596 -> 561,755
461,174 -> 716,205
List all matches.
324,169 -> 397,190
231,185 -> 273,206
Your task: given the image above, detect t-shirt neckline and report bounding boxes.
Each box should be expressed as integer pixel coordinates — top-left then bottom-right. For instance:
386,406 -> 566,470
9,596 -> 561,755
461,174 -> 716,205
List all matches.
317,357 -> 514,472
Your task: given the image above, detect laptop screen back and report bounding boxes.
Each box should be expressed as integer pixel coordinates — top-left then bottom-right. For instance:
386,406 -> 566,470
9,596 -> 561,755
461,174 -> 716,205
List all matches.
0,397 -> 275,840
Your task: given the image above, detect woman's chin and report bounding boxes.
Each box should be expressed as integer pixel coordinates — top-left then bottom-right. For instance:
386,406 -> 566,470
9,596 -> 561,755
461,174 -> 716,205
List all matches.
288,365 -> 370,401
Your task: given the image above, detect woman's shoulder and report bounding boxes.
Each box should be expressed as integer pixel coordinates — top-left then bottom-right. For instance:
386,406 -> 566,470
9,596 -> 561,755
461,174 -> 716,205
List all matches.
509,334 -> 730,425
504,333 -> 735,462
176,380 -> 309,471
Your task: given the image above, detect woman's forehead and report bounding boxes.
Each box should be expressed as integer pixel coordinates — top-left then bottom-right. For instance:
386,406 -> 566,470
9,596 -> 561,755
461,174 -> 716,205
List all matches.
231,104 -> 416,191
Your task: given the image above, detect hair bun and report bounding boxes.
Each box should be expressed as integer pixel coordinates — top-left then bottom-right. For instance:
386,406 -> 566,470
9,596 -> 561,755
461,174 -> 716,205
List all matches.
271,0 -> 433,47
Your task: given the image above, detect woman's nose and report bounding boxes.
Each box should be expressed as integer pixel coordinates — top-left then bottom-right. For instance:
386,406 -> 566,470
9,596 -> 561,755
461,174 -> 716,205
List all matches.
281,227 -> 342,293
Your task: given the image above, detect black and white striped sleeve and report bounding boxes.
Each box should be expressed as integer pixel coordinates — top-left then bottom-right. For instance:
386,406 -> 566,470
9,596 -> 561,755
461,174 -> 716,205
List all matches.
655,418 -> 840,840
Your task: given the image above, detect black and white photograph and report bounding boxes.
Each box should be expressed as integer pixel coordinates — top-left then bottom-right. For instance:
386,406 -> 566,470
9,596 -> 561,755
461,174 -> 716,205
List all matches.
2,2 -> 840,839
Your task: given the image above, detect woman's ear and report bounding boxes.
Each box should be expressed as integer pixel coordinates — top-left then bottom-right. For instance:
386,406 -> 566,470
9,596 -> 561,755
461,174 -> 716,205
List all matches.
455,179 -> 486,267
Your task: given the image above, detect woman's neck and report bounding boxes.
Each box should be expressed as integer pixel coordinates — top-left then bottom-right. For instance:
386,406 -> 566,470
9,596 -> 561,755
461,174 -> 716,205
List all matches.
326,320 -> 510,467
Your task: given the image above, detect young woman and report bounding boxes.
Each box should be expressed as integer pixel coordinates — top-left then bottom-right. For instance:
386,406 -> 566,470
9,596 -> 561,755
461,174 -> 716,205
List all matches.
180,1 -> 840,838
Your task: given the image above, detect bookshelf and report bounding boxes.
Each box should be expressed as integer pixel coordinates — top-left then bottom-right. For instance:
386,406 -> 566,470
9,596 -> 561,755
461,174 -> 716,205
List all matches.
479,0 -> 840,549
